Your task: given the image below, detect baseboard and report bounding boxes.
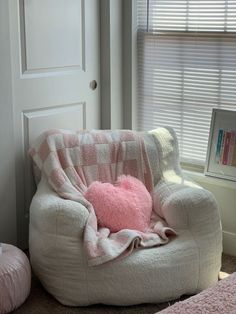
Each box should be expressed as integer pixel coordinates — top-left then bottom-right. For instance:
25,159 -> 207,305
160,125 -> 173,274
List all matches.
223,230 -> 236,257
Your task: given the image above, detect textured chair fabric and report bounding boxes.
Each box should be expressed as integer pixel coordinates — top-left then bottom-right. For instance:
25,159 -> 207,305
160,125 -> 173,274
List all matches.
0,244 -> 31,314
29,127 -> 222,306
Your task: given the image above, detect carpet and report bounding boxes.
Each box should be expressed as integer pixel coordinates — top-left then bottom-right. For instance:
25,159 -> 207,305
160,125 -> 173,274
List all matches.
12,254 -> 236,314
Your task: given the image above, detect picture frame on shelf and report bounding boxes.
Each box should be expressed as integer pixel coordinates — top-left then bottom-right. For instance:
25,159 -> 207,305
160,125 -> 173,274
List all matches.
205,108 -> 236,182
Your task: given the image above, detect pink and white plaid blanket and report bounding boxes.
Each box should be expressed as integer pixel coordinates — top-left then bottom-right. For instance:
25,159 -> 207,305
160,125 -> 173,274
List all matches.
29,129 -> 176,266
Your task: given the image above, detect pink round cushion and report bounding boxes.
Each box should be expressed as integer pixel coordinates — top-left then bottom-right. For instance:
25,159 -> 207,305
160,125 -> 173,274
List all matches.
84,175 -> 152,232
0,244 -> 31,313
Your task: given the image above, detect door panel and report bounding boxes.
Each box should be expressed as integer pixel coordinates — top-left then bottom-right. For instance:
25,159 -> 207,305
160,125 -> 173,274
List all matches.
9,0 -> 100,247
23,0 -> 84,70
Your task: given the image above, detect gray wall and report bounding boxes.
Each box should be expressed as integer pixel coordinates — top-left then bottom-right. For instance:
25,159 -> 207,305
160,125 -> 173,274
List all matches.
100,0 -> 123,129
0,2 -> 17,244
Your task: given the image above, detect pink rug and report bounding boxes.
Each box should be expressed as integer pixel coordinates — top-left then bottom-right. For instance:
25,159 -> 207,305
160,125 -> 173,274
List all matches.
157,272 -> 236,314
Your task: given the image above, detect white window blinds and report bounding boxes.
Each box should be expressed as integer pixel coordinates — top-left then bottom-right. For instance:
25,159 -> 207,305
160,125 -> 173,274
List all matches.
137,0 -> 236,164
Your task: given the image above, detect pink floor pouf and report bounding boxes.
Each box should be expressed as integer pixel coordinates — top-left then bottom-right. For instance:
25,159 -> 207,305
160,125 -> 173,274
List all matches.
0,243 -> 31,314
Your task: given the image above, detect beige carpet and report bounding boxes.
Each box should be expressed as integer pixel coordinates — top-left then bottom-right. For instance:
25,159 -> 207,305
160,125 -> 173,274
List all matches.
13,254 -> 236,314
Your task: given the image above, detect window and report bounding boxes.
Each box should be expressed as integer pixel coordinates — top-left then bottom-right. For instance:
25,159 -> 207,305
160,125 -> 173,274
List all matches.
137,0 -> 236,164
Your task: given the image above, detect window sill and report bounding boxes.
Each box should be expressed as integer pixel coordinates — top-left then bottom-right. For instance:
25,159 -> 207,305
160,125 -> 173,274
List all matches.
181,161 -> 204,173
183,169 -> 236,190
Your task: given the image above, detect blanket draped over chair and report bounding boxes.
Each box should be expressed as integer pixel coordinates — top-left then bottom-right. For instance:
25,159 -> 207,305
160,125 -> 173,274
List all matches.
29,129 -> 176,266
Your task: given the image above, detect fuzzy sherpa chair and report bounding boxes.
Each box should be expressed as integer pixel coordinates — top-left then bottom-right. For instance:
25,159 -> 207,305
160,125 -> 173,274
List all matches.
29,127 -> 222,306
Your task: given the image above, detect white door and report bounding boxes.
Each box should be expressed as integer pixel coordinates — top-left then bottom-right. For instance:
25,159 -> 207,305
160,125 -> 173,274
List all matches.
9,0 -> 100,248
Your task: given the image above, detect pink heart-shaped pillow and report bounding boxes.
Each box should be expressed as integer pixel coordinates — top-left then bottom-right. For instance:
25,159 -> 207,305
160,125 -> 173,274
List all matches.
84,175 -> 152,232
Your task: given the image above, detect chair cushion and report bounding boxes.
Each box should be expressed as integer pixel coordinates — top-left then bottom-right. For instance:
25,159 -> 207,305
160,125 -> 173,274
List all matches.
84,175 -> 152,232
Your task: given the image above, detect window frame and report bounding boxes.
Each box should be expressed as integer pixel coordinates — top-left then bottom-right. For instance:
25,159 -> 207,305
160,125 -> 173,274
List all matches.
127,0 -> 236,170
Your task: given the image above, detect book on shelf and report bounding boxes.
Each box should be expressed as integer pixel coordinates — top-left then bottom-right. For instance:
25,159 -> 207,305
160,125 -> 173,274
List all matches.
215,129 -> 236,167
222,131 -> 231,165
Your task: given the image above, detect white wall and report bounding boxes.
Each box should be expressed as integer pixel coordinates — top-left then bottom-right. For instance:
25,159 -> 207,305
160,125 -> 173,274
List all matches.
0,2 -> 17,244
